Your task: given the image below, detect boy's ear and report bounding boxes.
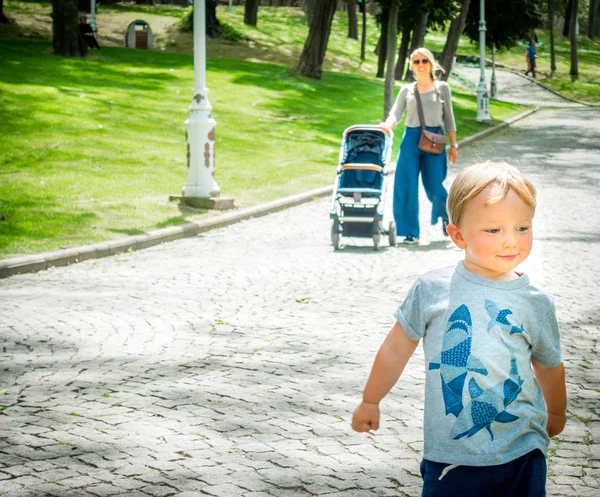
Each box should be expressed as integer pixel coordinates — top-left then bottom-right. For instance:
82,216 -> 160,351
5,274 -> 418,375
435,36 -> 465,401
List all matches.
446,223 -> 467,249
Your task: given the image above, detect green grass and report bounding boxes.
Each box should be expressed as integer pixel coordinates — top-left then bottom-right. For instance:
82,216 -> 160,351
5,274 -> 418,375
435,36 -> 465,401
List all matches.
0,5 -> 529,259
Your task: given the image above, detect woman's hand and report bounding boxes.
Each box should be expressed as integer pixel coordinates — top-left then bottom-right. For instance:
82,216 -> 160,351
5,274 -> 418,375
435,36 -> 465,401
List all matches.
448,146 -> 458,165
380,121 -> 393,134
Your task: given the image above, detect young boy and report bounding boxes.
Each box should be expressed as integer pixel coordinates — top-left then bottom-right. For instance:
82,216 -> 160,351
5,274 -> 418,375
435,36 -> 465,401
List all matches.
353,161 -> 567,497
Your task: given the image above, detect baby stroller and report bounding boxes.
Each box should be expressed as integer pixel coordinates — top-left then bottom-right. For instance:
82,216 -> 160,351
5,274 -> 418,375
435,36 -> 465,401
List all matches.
330,125 -> 396,250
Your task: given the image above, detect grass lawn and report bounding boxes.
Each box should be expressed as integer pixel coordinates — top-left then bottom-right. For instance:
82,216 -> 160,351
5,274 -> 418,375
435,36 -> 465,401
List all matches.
1,5 -> 530,259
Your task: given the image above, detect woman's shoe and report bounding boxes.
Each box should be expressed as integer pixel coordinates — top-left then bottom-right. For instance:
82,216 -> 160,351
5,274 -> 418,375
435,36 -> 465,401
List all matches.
402,236 -> 419,245
442,219 -> 449,236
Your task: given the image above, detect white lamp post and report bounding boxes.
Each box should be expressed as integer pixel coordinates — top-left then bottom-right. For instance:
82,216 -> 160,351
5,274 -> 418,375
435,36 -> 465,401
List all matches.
181,0 -> 233,210
90,0 -> 97,38
476,0 -> 491,122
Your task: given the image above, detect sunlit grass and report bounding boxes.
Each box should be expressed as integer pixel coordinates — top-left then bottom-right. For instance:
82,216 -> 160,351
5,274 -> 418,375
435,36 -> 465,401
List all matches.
1,8 -> 529,258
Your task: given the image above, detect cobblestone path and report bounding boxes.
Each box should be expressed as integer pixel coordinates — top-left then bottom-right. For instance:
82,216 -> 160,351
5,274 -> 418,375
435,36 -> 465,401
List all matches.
1,107 -> 599,497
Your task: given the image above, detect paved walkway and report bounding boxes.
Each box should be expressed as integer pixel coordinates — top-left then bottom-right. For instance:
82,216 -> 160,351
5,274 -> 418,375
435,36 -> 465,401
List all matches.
451,64 -> 585,108
1,77 -> 599,496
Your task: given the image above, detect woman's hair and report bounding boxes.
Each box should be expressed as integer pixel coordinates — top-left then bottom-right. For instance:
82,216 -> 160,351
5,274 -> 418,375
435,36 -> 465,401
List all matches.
410,47 -> 444,82
447,161 -> 537,226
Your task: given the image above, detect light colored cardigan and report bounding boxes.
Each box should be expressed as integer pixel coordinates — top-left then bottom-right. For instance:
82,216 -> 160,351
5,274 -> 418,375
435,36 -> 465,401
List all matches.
387,81 -> 456,132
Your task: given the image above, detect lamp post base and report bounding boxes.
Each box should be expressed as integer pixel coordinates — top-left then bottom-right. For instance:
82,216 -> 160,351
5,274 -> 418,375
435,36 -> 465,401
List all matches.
171,195 -> 235,210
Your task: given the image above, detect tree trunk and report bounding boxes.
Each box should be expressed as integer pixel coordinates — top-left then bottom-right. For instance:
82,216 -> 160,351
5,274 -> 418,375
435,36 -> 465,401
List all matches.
549,0 -> 557,72
244,0 -> 259,26
347,0 -> 358,39
375,7 -> 389,78
410,10 -> 428,50
384,0 -> 401,119
303,0 -> 316,26
404,11 -> 428,81
207,0 -> 223,38
588,0 -> 598,38
360,0 -> 367,60
295,0 -> 337,79
563,0 -> 573,37
394,25 -> 411,80
1,0 -> 10,24
439,0 -> 471,81
52,0 -> 87,56
569,0 -> 579,77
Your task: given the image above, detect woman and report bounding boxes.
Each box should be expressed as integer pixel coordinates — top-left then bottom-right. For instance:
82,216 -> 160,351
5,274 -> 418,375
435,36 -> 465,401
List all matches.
381,48 -> 458,245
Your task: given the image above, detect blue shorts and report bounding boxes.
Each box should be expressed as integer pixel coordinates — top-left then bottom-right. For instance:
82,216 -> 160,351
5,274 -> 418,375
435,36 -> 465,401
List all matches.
420,449 -> 546,497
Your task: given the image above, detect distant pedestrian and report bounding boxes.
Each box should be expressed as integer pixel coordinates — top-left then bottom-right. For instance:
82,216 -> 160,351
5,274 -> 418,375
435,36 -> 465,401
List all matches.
380,48 -> 458,245
352,161 -> 567,497
525,40 -> 536,78
79,15 -> 100,50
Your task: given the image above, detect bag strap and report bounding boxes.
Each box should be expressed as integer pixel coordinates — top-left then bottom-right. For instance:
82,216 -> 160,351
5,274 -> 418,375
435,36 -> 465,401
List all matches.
414,85 -> 426,131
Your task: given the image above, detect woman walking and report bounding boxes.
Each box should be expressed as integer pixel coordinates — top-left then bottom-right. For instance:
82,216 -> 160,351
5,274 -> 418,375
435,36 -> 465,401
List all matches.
381,48 -> 458,245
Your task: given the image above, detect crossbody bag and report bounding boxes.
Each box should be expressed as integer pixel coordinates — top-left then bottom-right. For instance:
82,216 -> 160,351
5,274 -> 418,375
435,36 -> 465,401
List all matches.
414,85 -> 446,155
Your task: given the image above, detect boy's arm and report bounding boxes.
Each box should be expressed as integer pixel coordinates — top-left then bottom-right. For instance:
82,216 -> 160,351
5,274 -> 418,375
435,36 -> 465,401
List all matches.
532,360 -> 567,437
352,321 -> 419,432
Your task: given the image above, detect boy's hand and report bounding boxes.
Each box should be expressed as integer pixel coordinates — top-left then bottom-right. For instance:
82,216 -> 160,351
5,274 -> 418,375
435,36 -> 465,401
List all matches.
547,411 -> 566,438
352,402 -> 380,432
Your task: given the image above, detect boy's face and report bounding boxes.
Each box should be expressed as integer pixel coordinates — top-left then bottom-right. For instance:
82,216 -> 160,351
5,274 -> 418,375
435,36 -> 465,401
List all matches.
447,185 -> 534,280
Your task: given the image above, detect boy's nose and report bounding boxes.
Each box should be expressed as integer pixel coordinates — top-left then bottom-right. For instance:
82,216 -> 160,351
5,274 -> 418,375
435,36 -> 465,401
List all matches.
502,231 -> 517,248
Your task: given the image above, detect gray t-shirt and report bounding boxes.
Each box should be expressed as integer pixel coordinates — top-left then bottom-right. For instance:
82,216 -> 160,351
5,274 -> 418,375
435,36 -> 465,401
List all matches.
387,81 -> 456,132
394,262 -> 561,466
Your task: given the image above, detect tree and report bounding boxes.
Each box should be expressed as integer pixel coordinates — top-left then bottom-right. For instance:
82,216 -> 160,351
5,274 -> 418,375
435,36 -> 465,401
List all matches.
52,0 -> 87,56
375,5 -> 389,78
295,0 -> 337,79
303,0 -> 317,26
1,0 -> 11,24
589,0 -> 599,38
206,0 -> 222,38
384,0 -> 401,118
563,0 -> 573,37
394,25 -> 411,80
244,0 -> 259,27
438,0 -> 471,80
464,0 -> 542,50
359,0 -> 367,59
569,0 -> 579,76
347,0 -> 358,39
549,0 -> 557,73
376,0 -> 456,80
183,2 -> 223,38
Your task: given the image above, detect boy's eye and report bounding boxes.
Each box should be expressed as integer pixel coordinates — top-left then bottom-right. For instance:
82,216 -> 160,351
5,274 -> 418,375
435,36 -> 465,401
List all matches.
517,226 -> 530,232
486,228 -> 500,234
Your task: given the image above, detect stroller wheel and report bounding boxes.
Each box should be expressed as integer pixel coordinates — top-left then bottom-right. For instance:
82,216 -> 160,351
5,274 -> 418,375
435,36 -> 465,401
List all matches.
331,224 -> 341,251
388,221 -> 397,246
373,233 -> 380,251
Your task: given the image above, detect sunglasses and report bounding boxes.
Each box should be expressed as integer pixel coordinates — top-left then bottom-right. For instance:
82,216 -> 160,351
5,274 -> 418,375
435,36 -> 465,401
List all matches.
412,58 -> 430,65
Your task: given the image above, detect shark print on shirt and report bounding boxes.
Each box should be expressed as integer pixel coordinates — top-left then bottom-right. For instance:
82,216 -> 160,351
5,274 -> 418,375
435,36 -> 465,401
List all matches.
429,302 -> 526,441
428,305 -> 488,417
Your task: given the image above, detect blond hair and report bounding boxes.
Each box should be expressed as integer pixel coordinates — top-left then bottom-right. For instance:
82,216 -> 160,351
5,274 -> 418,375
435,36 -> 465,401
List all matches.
448,161 -> 537,226
410,47 -> 444,82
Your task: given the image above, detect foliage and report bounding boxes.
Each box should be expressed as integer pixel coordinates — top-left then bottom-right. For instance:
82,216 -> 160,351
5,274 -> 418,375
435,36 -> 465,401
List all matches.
374,0 -> 459,31
464,0 -> 543,50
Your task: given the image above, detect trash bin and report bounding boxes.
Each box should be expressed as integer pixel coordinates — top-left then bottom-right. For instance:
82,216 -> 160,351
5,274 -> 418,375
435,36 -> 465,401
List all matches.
125,20 -> 153,50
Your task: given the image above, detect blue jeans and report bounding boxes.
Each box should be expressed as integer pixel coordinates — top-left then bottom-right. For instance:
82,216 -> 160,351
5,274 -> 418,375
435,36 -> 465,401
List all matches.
393,126 -> 448,238
420,449 -> 547,497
